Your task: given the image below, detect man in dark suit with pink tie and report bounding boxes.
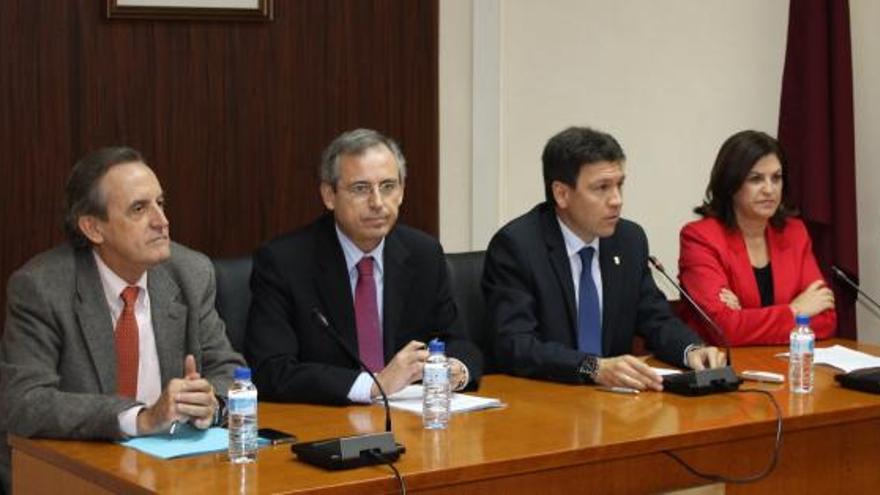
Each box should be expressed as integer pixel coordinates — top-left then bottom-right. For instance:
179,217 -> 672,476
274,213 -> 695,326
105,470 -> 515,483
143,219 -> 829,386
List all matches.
245,129 -> 483,405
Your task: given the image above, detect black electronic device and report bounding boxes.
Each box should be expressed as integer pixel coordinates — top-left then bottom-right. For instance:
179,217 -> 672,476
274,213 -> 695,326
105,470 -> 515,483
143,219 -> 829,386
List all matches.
291,432 -> 404,470
648,256 -> 741,396
290,309 -> 405,470
258,428 -> 298,446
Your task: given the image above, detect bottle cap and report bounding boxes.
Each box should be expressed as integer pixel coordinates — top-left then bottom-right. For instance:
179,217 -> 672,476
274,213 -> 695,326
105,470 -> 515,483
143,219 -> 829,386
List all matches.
428,338 -> 445,353
796,314 -> 810,326
233,367 -> 251,380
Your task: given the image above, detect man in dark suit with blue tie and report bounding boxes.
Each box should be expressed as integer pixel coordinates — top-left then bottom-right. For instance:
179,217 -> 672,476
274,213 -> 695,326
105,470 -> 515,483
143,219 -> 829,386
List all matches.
482,126 -> 725,389
246,129 -> 483,405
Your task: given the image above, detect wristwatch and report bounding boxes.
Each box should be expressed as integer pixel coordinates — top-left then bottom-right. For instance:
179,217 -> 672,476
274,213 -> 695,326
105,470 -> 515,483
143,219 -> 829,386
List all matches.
577,355 -> 600,384
213,394 -> 228,427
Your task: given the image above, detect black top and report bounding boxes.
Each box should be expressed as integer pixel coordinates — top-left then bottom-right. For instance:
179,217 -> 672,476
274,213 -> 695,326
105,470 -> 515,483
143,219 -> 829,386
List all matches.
753,264 -> 774,307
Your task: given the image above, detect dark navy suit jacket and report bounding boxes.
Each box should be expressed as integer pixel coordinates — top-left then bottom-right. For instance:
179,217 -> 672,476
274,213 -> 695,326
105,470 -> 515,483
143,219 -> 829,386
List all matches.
483,202 -> 701,383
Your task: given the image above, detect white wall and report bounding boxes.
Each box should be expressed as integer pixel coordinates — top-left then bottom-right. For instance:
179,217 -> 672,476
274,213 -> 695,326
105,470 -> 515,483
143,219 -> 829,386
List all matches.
440,1 -> 880,329
500,0 -> 787,290
439,0 -> 474,252
441,0 -> 789,293
851,0 -> 880,344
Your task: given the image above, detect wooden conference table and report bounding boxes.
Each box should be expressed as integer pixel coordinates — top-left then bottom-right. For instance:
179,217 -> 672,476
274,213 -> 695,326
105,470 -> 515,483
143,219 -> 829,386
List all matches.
10,339 -> 880,494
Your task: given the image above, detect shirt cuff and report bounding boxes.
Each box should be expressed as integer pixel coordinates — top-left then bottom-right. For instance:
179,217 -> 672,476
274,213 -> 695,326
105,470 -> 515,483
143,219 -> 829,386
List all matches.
347,372 -> 375,403
683,343 -> 703,368
448,357 -> 470,391
118,405 -> 145,437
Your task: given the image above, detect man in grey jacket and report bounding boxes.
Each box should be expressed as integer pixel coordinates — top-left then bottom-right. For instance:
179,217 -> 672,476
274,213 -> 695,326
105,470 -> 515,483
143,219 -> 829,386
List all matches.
0,147 -> 244,492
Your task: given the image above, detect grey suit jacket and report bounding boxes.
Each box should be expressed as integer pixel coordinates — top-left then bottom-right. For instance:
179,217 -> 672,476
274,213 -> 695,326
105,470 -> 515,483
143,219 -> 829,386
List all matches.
0,242 -> 244,491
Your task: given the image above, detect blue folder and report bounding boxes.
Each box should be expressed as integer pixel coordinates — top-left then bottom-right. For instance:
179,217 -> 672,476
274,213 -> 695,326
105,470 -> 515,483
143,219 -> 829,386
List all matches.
121,425 -> 269,459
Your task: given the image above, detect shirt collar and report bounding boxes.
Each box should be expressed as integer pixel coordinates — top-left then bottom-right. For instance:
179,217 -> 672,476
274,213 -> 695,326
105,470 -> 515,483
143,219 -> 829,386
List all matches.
556,215 -> 600,259
334,224 -> 385,276
93,250 -> 148,310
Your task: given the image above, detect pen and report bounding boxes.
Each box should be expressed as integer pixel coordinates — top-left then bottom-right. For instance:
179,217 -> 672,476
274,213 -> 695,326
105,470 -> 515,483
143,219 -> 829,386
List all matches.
169,421 -> 180,435
595,386 -> 640,395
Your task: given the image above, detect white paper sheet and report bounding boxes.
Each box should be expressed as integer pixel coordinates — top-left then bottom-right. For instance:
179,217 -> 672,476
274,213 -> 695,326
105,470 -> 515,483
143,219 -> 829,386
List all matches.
776,344 -> 880,373
380,385 -> 503,416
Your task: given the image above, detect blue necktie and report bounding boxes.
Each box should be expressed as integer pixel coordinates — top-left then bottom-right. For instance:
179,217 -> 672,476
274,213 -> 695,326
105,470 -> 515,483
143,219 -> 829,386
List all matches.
577,247 -> 602,355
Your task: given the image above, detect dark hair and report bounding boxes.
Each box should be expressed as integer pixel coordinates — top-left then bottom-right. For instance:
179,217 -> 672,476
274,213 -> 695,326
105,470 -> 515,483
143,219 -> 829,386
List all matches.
320,128 -> 406,186
64,146 -> 145,247
695,130 -> 794,229
542,126 -> 626,205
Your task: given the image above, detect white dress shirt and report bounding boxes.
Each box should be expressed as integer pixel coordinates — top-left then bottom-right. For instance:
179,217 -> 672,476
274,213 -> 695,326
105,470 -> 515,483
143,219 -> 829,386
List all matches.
557,216 -> 604,322
555,217 -> 698,366
93,252 -> 161,436
334,226 -> 469,403
335,226 -> 388,403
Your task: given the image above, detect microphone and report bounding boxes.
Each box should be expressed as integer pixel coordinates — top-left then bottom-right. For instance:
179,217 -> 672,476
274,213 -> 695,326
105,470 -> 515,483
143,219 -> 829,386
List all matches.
648,255 -> 741,396
290,308 -> 405,470
831,265 -> 880,313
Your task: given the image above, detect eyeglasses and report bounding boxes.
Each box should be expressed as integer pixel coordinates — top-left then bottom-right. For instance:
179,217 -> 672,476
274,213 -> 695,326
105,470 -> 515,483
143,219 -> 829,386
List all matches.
342,180 -> 401,199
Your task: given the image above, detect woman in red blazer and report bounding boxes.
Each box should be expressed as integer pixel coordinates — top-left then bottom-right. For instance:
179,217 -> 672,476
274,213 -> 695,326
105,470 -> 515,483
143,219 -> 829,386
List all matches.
678,130 -> 836,346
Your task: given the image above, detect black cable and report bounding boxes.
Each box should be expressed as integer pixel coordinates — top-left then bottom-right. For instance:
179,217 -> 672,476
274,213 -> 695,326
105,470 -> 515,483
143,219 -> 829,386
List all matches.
366,451 -> 407,494
662,389 -> 783,484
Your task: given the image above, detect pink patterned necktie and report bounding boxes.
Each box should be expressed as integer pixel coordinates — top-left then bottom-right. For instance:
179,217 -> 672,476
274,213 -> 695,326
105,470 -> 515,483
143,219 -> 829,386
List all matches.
354,256 -> 384,372
116,286 -> 140,398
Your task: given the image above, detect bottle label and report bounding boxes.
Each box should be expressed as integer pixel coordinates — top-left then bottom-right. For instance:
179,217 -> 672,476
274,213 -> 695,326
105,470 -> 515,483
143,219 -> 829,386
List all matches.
229,390 -> 257,414
423,365 -> 449,386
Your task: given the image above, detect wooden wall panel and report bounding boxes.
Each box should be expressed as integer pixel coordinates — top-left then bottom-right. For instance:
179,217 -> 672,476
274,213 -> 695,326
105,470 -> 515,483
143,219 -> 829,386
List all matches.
0,0 -> 439,333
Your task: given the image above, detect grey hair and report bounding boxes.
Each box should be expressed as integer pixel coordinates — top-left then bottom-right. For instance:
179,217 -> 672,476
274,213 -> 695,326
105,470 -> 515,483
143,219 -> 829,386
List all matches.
64,146 -> 146,247
319,128 -> 407,186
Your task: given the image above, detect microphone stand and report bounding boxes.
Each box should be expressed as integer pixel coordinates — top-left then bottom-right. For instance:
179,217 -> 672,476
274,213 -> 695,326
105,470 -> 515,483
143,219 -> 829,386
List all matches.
648,256 -> 741,396
313,309 -> 393,433
289,309 -> 405,470
829,266 -> 880,394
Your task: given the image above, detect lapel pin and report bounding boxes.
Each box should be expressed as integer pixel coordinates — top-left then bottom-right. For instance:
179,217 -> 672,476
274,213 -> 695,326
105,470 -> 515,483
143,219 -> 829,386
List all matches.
613,256 -> 620,266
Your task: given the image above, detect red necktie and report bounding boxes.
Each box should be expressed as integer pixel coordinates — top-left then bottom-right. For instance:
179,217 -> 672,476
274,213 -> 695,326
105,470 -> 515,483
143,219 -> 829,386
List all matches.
354,257 -> 384,372
116,286 -> 140,399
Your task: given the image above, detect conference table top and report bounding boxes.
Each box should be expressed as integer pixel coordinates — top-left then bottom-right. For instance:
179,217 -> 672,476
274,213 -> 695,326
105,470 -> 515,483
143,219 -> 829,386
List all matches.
11,339 -> 880,494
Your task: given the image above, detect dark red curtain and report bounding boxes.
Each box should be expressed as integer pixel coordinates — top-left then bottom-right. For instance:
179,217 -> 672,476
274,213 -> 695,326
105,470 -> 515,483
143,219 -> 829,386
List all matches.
778,0 -> 858,338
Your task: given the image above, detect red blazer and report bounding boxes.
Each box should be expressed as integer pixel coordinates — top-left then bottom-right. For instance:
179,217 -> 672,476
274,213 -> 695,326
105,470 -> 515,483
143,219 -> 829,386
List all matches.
678,217 -> 836,346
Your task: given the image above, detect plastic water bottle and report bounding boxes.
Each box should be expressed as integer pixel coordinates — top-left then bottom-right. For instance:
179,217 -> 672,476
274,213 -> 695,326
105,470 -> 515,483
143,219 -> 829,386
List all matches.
228,367 -> 258,463
423,339 -> 451,429
789,314 -> 815,394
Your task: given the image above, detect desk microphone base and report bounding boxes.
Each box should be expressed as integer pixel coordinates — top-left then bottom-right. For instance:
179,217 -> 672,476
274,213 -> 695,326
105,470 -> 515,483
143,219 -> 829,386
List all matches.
663,366 -> 742,396
836,367 -> 880,394
291,432 -> 404,470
